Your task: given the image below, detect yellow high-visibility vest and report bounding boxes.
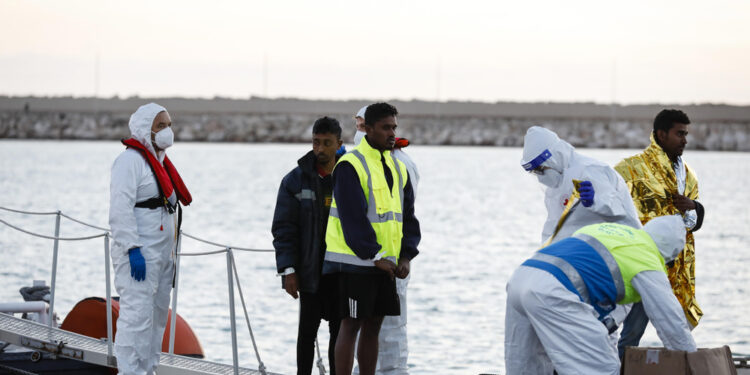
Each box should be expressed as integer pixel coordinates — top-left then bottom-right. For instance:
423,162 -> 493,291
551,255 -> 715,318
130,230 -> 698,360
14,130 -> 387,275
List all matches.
574,223 -> 667,305
324,137 -> 407,267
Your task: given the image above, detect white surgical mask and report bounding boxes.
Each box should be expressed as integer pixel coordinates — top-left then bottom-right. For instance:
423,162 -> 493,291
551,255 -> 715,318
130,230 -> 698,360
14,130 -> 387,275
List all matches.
152,127 -> 174,149
353,130 -> 367,145
537,168 -> 562,188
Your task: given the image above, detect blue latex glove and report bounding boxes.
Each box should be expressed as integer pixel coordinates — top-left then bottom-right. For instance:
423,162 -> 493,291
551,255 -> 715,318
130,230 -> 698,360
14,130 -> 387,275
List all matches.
128,247 -> 146,282
335,145 -> 347,157
578,180 -> 595,207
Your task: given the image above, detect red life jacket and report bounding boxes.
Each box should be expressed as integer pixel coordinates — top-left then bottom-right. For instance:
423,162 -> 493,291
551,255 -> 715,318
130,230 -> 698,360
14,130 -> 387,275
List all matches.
122,138 -> 192,211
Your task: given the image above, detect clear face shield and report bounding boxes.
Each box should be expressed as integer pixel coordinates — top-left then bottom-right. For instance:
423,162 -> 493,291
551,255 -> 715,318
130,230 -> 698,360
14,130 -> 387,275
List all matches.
522,149 -> 563,188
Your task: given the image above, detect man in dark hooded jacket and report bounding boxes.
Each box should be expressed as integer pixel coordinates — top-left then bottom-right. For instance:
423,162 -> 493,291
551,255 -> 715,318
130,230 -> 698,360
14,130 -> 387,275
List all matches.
273,116 -> 345,375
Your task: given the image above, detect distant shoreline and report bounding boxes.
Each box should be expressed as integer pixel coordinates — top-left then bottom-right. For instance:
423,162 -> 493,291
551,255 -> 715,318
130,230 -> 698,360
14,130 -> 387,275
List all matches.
1,96 -> 749,151
3,95 -> 750,121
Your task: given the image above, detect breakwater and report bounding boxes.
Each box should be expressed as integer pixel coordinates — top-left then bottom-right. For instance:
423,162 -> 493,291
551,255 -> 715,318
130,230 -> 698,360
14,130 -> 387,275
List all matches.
1,97 -> 749,150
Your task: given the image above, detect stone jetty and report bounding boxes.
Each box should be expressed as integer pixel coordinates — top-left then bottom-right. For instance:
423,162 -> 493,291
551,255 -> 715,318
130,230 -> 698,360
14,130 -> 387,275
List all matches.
1,96 -> 748,151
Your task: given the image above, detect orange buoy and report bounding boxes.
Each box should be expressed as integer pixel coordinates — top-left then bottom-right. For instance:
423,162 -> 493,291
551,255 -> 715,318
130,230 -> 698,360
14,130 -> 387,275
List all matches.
60,297 -> 204,358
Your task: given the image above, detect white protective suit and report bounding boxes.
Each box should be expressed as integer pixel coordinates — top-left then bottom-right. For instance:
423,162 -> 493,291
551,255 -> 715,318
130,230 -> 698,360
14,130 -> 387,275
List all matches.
109,103 -> 177,375
504,216 -> 697,375
353,125 -> 419,375
521,126 -> 642,245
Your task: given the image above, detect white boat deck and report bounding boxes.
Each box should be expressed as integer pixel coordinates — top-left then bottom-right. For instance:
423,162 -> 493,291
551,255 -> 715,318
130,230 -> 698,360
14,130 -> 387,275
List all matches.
0,313 -> 281,375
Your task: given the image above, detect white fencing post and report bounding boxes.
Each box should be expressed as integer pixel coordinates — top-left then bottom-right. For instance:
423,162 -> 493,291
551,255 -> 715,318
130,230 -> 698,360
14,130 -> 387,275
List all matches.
168,231 -> 182,354
48,211 -> 61,327
226,249 -> 239,375
104,233 -> 114,360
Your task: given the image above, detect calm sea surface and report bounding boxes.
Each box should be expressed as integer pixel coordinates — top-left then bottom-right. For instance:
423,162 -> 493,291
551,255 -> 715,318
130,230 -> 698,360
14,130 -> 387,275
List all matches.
1,140 -> 748,374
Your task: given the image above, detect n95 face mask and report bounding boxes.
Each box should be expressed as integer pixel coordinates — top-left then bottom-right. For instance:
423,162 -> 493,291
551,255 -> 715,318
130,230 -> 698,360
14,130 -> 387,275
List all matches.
537,168 -> 562,188
152,127 -> 174,149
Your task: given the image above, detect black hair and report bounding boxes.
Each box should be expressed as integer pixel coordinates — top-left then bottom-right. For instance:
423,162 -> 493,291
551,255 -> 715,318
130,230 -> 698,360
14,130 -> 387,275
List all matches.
364,102 -> 398,126
312,116 -> 342,139
653,109 -> 690,135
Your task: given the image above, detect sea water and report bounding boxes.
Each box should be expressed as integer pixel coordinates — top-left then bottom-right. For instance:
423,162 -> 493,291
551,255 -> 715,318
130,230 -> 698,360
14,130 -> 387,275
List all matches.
1,140 -> 748,374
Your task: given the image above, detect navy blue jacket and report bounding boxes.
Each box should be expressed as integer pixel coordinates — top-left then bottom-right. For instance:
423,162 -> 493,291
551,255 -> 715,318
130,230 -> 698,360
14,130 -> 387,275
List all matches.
272,151 -> 334,293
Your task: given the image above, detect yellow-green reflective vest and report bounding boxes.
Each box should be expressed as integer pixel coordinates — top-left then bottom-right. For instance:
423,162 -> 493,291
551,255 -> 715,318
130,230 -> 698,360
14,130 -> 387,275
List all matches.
524,223 -> 667,313
574,223 -> 667,305
324,138 -> 408,267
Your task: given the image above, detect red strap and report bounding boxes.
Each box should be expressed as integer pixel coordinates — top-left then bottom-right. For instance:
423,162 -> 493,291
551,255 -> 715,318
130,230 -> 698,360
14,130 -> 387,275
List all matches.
121,139 -> 192,206
163,156 -> 192,205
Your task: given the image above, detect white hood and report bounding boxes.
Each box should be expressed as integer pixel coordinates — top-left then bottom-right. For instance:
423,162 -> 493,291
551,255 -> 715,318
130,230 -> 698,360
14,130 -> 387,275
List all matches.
356,105 -> 368,119
128,103 -> 167,159
643,215 -> 687,262
521,126 -> 574,174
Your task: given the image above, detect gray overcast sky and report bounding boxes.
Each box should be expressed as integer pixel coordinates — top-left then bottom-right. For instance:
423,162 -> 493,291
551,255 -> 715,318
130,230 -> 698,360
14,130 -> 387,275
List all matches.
2,0 -> 749,104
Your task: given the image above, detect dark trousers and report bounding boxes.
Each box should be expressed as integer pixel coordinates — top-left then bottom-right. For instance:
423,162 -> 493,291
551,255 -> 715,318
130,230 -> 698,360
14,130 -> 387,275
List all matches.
617,301 -> 649,359
298,291 -> 341,375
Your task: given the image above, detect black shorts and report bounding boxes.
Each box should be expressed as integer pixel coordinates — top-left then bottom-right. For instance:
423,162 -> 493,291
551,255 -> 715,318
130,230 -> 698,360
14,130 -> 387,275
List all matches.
315,273 -> 340,322
335,272 -> 400,319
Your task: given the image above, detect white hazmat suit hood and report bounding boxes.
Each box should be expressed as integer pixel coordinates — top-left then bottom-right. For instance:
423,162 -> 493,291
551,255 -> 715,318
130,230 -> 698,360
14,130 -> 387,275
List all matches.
643,215 -> 687,262
353,105 -> 368,145
356,105 -> 368,119
129,102 -> 167,161
521,126 -> 574,188
109,102 -> 176,375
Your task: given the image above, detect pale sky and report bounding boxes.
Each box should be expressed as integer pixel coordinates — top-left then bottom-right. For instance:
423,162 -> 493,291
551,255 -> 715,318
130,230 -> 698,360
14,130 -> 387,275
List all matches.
2,0 -> 750,104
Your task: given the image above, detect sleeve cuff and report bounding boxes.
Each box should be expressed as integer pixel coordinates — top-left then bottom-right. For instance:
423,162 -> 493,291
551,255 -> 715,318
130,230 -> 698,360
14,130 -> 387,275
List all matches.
277,267 -> 295,276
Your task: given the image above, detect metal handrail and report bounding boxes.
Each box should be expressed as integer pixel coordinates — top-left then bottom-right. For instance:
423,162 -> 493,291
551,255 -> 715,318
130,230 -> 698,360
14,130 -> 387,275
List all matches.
181,232 -> 274,252
1,205 -> 274,252
60,212 -> 111,232
0,206 -> 60,215
0,218 -> 107,241
177,248 -> 232,256
0,205 -> 273,375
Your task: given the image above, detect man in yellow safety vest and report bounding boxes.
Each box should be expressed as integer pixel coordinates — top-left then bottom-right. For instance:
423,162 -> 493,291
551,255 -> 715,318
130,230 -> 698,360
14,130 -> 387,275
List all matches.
323,102 -> 420,375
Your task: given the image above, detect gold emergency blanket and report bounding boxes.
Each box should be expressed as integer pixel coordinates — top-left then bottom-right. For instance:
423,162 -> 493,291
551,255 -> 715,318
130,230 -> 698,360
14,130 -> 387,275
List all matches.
614,134 -> 702,327
543,180 -> 582,247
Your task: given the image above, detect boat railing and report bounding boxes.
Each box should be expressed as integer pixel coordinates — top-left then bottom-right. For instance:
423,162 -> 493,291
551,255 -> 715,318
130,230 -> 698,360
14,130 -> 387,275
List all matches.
0,205 -> 277,375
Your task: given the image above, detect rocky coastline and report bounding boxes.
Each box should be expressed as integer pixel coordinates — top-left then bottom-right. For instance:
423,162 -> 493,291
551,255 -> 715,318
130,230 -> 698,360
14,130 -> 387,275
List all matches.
1,97 -> 748,151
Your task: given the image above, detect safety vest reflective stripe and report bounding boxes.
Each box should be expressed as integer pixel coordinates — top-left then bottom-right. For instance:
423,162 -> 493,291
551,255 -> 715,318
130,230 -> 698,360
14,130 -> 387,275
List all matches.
528,252 -> 591,304
324,251 -> 398,267
349,149 -> 404,224
573,233 -> 626,303
328,207 -> 403,223
295,189 -> 315,201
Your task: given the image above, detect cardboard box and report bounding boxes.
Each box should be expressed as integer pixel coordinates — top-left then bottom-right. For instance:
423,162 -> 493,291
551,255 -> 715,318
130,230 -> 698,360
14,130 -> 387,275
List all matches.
623,346 -> 737,375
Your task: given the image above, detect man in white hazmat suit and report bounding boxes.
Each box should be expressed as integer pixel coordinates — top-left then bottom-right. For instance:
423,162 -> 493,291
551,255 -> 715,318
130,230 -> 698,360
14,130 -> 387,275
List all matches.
504,215 -> 697,375
521,126 -> 641,245
353,105 -> 418,375
109,103 -> 192,375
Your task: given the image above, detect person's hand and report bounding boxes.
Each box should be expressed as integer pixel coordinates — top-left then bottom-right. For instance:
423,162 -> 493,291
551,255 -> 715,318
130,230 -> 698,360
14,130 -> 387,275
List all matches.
578,180 -> 595,207
673,194 -> 696,214
284,273 -> 299,299
395,258 -> 410,279
375,259 -> 397,280
128,247 -> 146,282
